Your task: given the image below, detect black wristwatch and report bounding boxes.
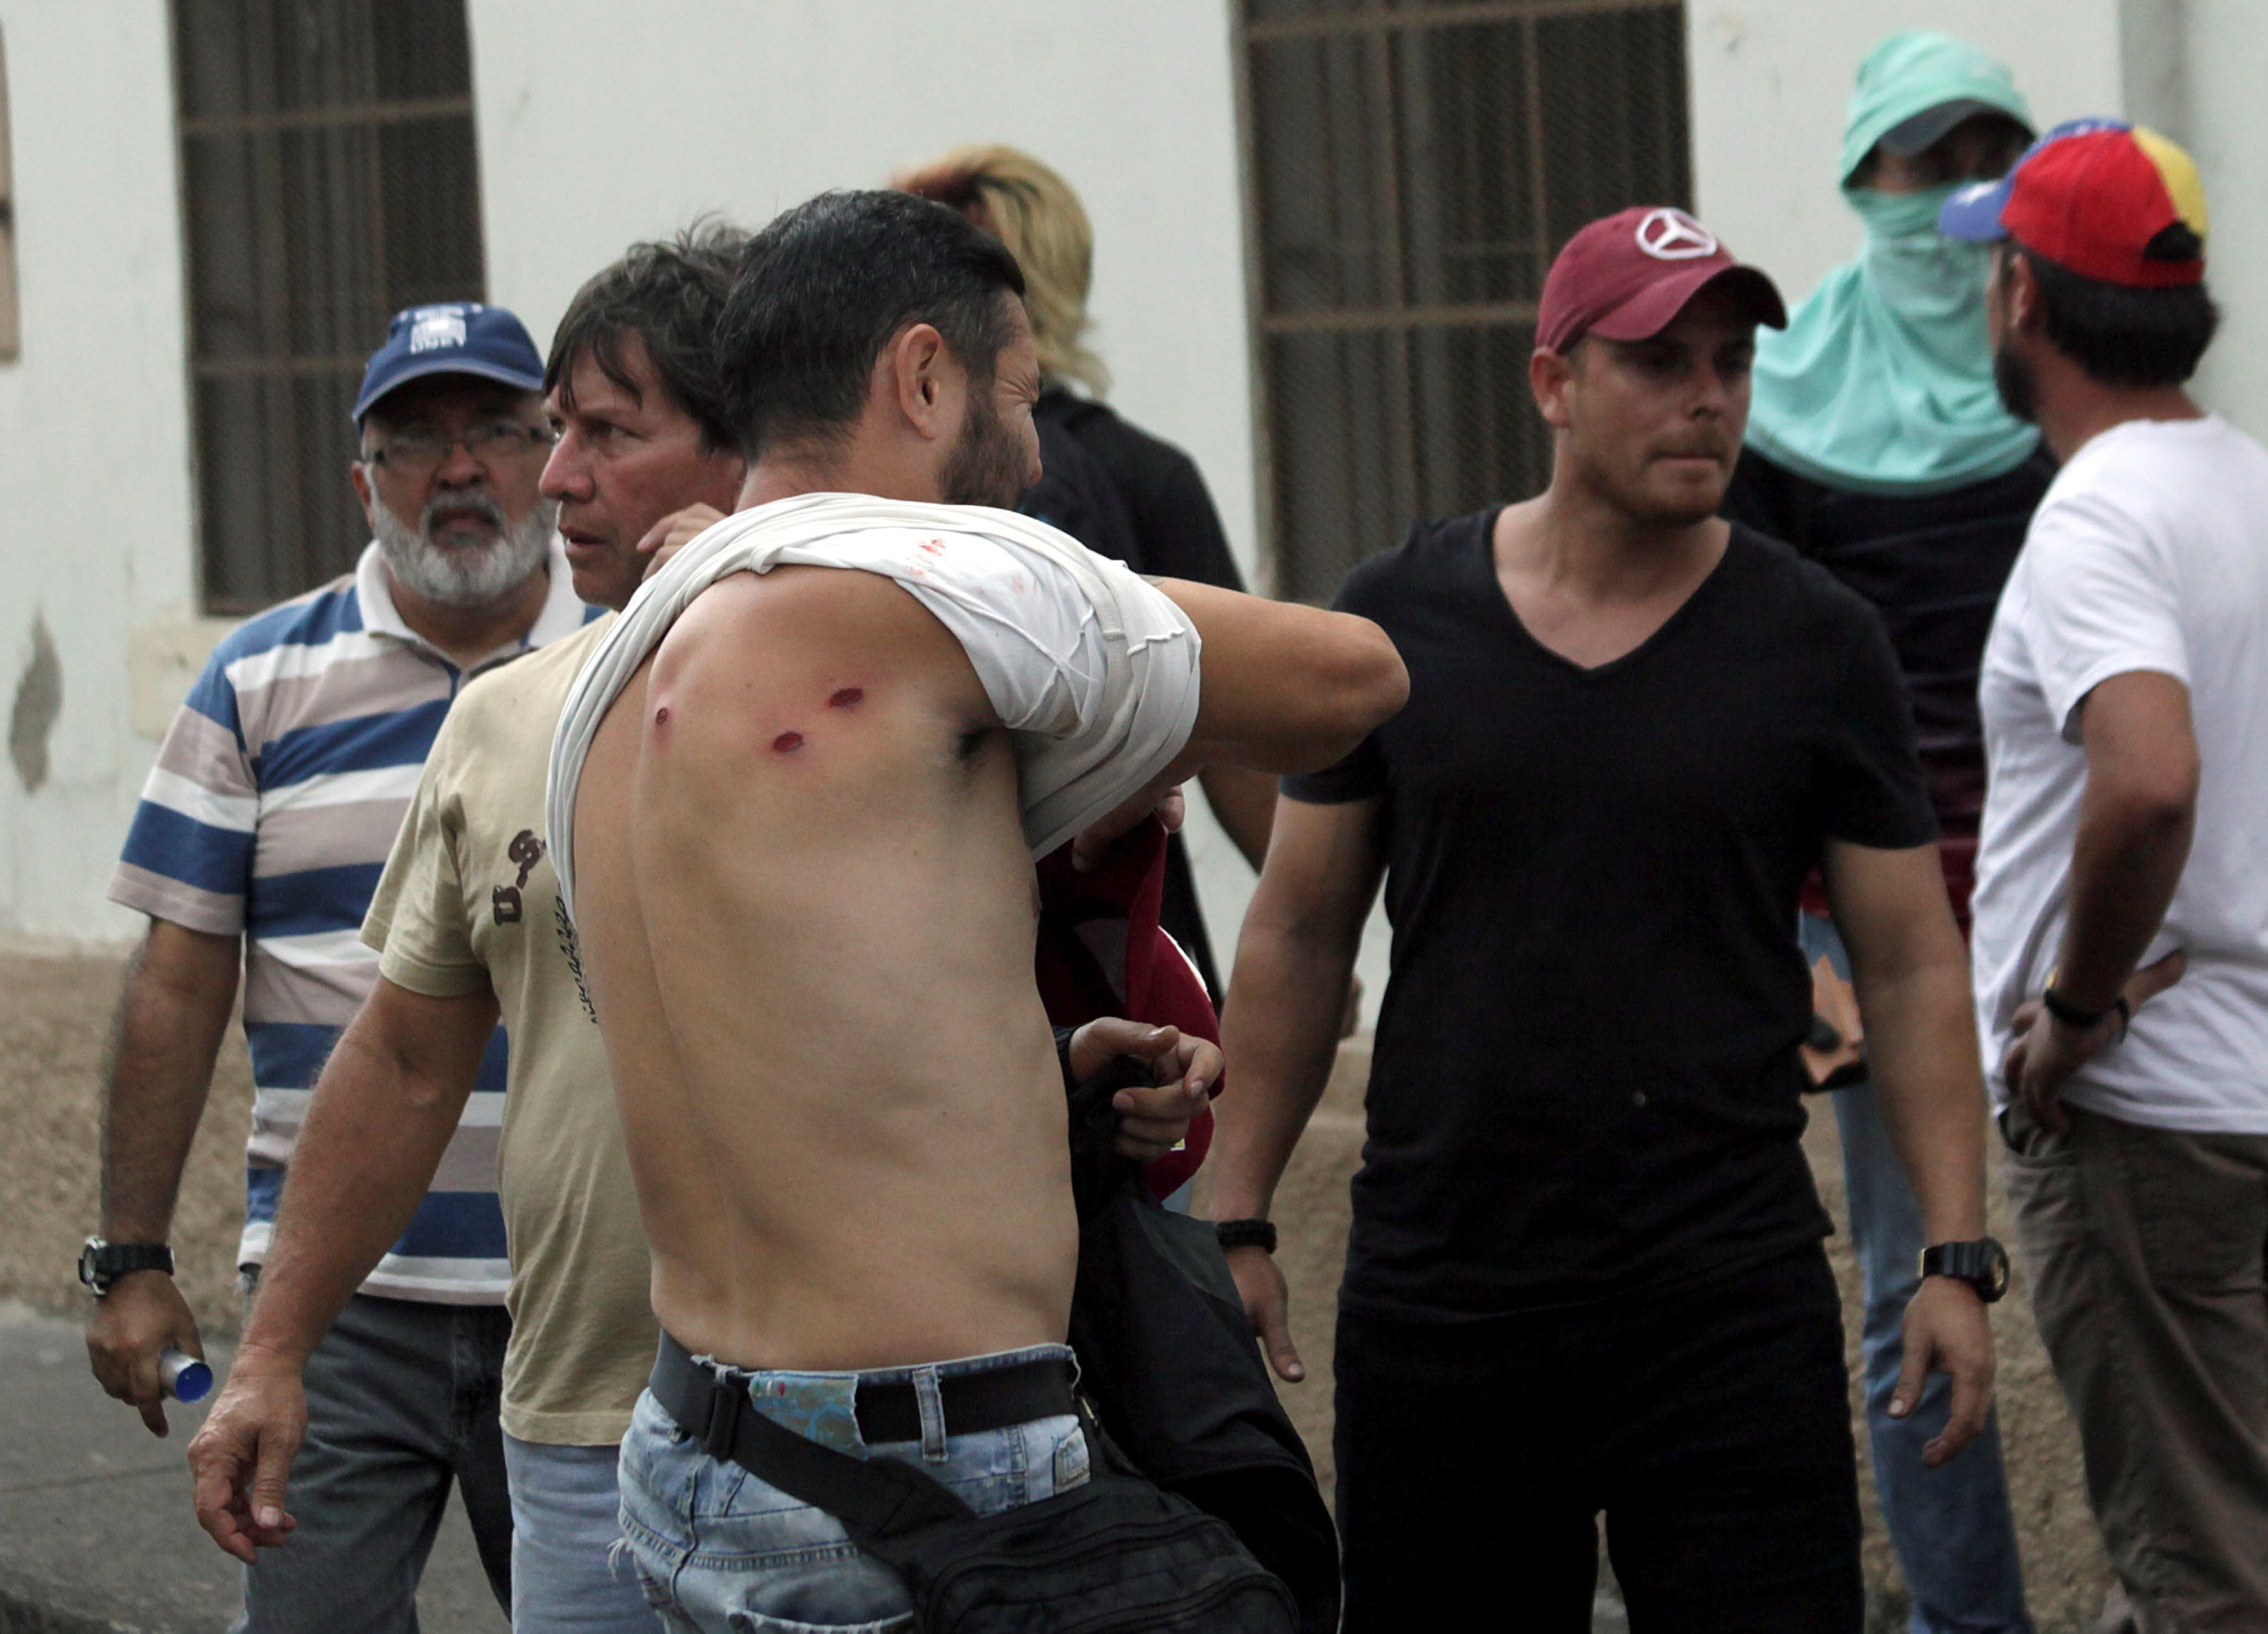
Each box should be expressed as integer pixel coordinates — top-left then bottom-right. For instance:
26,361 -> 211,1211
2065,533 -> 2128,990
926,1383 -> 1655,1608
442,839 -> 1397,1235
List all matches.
1918,1237 -> 2009,1304
1214,1219 -> 1279,1255
78,1236 -> 174,1298
2041,982 -> 2129,1039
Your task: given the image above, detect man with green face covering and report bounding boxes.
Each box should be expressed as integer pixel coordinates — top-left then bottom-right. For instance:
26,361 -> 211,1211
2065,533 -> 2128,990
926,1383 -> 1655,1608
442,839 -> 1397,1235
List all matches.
1722,30 -> 2042,1634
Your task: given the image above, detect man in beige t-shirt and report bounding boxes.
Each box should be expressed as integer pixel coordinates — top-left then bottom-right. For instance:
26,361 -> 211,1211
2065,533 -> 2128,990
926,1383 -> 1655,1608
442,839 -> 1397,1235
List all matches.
364,612 -> 640,1442
188,235 -> 750,1634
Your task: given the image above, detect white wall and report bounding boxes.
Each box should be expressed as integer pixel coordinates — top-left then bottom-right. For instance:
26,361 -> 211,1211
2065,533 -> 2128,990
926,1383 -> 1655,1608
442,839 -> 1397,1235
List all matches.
2150,0 -> 2268,438
465,0 -> 1304,1001
1686,0 -> 2268,439
0,0 -> 1286,961
1686,0 -> 2125,304
467,0 -> 1258,582
0,2 -> 196,941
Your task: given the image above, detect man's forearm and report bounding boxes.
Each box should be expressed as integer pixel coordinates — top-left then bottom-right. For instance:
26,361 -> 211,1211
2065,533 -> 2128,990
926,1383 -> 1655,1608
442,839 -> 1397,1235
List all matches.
241,991 -> 491,1366
100,925 -> 240,1242
1156,578 -> 1408,776
1209,919 -> 1359,1221
1853,954 -> 1987,1244
2052,791 -> 2193,1013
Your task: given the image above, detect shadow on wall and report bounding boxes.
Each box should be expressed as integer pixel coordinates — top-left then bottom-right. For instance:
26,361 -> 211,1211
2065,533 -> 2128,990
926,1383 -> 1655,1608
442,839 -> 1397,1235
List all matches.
8,609 -> 59,793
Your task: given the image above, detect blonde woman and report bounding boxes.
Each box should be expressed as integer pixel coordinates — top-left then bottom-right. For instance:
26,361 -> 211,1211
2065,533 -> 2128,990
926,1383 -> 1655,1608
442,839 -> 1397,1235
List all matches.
901,145 -> 1277,1002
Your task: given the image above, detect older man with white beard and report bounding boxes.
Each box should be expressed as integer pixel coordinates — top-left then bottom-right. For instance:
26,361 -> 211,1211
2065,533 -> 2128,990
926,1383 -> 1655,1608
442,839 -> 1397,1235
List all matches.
88,302 -> 592,1629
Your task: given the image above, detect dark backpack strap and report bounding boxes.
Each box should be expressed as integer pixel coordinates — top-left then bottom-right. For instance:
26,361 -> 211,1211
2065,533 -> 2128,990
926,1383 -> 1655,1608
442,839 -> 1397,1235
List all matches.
728,1394 -> 977,1543
651,1333 -> 974,1544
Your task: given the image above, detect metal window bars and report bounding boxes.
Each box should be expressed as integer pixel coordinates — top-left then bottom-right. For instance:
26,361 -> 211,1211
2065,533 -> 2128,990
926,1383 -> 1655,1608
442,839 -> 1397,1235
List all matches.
1234,0 -> 1692,602
172,0 -> 487,613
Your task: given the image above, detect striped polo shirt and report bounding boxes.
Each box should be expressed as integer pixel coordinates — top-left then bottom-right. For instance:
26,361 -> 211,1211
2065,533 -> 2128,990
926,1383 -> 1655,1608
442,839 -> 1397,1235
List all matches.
110,540 -> 598,1303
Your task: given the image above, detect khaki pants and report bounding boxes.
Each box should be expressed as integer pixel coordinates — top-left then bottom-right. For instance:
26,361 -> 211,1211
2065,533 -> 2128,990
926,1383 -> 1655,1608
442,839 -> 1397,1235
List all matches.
2002,1102 -> 2268,1634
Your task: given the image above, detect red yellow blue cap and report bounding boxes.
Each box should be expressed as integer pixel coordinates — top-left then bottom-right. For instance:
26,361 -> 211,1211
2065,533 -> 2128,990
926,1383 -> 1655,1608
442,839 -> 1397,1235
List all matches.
1938,118 -> 2208,288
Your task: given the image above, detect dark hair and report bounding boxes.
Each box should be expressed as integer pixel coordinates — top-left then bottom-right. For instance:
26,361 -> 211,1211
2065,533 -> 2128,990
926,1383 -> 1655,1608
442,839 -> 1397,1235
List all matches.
544,222 -> 746,454
2015,244 -> 2219,387
714,190 -> 1026,457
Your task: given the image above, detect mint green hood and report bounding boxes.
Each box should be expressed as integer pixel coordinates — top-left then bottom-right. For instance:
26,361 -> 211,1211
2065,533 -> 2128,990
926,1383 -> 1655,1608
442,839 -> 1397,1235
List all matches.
1747,33 -> 2040,496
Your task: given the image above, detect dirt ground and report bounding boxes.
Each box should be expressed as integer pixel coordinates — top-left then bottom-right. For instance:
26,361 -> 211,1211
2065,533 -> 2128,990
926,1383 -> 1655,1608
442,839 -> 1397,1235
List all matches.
2,943 -> 255,1339
4,945 -> 2114,1628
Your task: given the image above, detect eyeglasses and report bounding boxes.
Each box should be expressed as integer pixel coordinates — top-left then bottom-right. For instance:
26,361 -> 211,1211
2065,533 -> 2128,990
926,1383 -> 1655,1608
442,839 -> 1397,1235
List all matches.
362,420 -> 556,476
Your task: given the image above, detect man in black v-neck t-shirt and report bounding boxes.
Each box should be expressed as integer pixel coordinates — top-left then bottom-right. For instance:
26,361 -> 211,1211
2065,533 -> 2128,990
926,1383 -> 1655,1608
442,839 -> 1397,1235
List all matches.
1209,209 -> 2002,1631
1301,509 -> 1932,1309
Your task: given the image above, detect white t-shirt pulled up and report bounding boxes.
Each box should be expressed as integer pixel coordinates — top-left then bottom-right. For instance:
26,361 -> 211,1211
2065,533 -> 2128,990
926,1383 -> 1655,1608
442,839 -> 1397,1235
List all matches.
1971,415 -> 2268,1132
546,492 -> 1201,920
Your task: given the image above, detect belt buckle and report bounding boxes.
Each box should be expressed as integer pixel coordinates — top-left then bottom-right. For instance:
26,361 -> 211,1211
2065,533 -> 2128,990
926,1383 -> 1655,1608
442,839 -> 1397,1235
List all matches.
699,1371 -> 744,1462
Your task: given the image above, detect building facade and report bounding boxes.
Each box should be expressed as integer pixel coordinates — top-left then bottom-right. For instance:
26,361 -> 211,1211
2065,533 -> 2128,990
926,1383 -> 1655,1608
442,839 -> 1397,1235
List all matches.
2,0 -> 2262,974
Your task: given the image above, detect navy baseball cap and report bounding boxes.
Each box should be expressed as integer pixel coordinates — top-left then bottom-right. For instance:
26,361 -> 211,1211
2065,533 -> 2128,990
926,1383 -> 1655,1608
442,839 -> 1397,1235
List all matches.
353,301 -> 546,423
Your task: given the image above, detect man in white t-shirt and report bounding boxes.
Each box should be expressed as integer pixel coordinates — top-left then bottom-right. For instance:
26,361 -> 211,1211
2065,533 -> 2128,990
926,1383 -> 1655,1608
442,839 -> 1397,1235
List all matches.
1944,121 -> 2268,1630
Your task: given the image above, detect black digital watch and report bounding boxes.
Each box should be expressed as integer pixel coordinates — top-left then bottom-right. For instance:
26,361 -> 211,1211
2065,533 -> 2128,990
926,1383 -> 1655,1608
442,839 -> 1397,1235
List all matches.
1918,1237 -> 2010,1304
1213,1219 -> 1279,1255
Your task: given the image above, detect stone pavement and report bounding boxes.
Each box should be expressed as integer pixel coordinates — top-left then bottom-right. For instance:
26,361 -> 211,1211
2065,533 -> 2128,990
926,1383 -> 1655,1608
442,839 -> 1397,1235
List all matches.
0,1302 -> 505,1634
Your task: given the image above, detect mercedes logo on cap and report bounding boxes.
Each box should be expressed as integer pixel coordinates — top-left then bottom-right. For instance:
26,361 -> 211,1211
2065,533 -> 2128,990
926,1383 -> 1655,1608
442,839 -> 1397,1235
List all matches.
1635,208 -> 1719,260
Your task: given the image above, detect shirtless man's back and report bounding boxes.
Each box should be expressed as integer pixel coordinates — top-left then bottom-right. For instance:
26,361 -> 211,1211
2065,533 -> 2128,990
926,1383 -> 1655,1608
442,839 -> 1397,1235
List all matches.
557,190 -> 1405,1632
575,564 -> 1073,1371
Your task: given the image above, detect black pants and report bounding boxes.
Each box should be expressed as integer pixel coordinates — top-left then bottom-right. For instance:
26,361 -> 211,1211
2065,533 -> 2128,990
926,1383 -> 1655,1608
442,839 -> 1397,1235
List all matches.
1334,1245 -> 1862,1633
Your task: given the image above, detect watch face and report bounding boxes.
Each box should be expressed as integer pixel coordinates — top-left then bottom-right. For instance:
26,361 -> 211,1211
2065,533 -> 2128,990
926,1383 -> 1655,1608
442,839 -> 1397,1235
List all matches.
1982,1238 -> 2011,1302
77,1241 -> 103,1293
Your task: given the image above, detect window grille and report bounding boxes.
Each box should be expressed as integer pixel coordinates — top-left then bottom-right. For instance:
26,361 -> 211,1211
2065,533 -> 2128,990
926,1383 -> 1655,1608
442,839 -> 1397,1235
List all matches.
1235,0 -> 1691,601
172,0 -> 486,614
0,25 -> 18,364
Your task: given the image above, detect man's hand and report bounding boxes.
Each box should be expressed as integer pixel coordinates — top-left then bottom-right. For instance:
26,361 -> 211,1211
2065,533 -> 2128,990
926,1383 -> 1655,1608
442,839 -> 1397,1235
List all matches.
1890,1276 -> 1995,1467
1066,1018 -> 1216,1164
86,1272 -> 203,1437
186,1349 -> 306,1565
1225,1246 -> 1303,1384
1070,785 -> 1186,873
635,503 -> 725,581
2002,950 -> 2187,1133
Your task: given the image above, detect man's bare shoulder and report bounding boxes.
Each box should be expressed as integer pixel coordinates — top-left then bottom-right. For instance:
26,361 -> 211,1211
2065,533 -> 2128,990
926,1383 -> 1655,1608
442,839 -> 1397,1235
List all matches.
658,565 -> 989,710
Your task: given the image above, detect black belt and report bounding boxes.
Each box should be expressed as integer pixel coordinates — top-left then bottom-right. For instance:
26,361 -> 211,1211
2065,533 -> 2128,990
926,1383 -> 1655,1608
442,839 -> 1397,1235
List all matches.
651,1331 -> 1078,1467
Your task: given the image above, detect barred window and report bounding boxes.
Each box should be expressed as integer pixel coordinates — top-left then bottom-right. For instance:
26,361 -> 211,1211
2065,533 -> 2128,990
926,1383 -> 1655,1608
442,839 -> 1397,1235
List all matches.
173,0 -> 487,614
1236,0 -> 1692,601
0,24 -> 18,364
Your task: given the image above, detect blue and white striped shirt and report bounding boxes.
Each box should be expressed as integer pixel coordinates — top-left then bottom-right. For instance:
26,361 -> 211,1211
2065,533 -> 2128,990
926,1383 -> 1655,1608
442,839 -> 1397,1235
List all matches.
111,540 -> 597,1302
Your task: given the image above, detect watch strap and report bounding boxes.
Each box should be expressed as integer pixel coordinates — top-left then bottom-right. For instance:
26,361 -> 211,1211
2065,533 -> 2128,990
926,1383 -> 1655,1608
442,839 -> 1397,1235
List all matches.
2041,983 -> 2131,1039
1213,1218 -> 1278,1254
106,1243 -> 176,1278
1919,1238 -> 2008,1303
80,1239 -> 174,1295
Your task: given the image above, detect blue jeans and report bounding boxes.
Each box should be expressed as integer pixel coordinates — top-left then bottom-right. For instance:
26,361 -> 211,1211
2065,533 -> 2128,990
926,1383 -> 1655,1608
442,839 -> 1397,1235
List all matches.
1802,912 -> 2031,1634
503,1433 -> 662,1634
233,1289 -> 512,1633
618,1344 -> 1089,1632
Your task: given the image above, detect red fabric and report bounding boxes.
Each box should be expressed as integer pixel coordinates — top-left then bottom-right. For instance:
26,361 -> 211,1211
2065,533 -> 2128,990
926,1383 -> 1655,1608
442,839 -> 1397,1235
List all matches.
1536,205 -> 1787,354
2004,130 -> 2204,288
1034,817 -> 1219,1199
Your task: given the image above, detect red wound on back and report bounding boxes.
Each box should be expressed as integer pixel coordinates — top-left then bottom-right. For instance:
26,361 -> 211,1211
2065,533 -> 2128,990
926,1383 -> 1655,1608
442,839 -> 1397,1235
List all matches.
772,731 -> 805,754
653,707 -> 671,726
829,687 -> 864,709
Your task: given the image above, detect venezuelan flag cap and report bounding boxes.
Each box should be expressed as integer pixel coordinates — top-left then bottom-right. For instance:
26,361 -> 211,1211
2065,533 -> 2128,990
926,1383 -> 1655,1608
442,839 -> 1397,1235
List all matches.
1938,117 -> 2208,288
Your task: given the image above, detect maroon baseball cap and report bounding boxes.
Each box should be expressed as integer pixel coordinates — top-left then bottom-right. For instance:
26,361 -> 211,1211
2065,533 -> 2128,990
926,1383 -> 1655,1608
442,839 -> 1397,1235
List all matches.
1536,207 -> 1787,354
